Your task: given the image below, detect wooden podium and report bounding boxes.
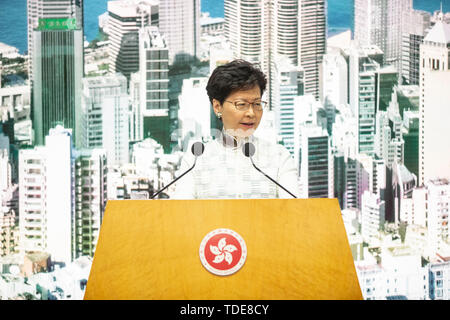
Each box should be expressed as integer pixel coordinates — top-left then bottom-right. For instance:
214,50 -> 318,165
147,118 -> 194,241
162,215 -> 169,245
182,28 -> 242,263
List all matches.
84,199 -> 362,300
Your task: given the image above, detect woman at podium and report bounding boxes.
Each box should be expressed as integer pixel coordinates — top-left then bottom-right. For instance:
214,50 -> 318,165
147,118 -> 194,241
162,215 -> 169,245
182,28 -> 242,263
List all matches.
172,60 -> 299,199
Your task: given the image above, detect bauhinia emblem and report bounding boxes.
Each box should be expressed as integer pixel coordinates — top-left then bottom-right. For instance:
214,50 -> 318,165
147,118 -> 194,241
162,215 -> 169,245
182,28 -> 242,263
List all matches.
199,228 -> 247,276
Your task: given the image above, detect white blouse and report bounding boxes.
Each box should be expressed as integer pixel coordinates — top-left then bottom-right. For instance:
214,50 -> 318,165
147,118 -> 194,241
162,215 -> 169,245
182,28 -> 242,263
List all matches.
172,132 -> 300,199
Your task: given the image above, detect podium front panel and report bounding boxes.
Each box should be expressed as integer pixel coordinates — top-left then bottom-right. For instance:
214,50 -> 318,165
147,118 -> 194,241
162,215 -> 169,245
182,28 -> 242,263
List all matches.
84,199 -> 362,300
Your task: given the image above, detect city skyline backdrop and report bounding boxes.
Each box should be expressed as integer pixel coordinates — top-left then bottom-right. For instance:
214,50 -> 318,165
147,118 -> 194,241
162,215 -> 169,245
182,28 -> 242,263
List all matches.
0,0 -> 449,300
1,0 -> 449,54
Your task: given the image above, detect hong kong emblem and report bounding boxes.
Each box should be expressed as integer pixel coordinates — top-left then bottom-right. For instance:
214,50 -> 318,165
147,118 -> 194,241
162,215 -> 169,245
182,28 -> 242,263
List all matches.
199,228 -> 247,276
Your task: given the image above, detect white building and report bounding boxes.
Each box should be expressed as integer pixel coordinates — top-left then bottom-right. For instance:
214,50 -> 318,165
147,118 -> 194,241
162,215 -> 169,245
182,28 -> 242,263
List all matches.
131,138 -> 164,181
0,43 -> 20,59
428,257 -> 450,300
18,126 -> 107,266
361,190 -> 385,243
320,50 -> 348,108
356,245 -> 428,300
332,103 -> 358,161
0,149 -> 11,193
0,255 -> 92,300
159,0 -> 200,64
81,74 -> 129,166
177,77 -> 211,144
418,17 -> 450,185
380,245 -> 428,300
19,126 -> 74,265
426,179 -> 450,252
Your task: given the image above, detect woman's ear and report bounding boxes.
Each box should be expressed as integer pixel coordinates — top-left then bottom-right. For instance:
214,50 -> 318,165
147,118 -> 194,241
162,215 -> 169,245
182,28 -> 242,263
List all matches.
212,99 -> 222,116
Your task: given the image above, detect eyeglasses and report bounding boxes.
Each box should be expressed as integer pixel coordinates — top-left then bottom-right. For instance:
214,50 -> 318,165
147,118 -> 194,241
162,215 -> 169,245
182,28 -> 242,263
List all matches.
224,100 -> 268,111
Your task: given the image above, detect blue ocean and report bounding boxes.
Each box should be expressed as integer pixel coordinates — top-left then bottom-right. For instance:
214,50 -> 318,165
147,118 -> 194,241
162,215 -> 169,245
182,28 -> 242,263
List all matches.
0,0 -> 449,54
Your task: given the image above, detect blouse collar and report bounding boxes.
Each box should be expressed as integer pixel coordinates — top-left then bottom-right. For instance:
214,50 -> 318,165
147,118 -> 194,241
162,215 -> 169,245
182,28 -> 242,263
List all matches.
220,129 -> 255,150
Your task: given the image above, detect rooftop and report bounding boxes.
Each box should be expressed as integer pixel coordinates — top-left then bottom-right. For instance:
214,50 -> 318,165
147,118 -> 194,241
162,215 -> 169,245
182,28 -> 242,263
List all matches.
108,0 -> 158,17
386,245 -> 416,257
423,20 -> 450,44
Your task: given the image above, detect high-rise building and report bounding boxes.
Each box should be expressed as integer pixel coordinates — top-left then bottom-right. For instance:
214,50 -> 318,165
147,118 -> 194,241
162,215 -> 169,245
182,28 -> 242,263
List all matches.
0,149 -> 12,193
74,149 -> 107,259
426,179 -> 450,252
27,0 -> 84,81
401,10 -> 432,85
159,0 -> 200,64
224,0 -> 266,66
107,0 -> 158,79
129,72 -> 142,143
81,74 -> 130,166
376,65 -> 398,112
347,44 -> 398,158
19,126 -> 107,265
224,0 -> 325,102
272,57 -> 301,156
320,50 -> 348,107
354,0 -> 412,76
375,101 -> 404,168
19,126 -> 74,265
298,124 -> 333,199
361,190 -> 385,242
299,0 -> 326,100
139,26 -> 170,150
418,17 -> 450,185
402,110 -> 419,178
32,18 -> 83,147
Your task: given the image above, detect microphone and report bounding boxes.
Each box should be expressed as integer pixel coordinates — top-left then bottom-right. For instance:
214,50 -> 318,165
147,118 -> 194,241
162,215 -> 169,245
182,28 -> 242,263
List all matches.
150,141 -> 205,199
242,142 -> 297,198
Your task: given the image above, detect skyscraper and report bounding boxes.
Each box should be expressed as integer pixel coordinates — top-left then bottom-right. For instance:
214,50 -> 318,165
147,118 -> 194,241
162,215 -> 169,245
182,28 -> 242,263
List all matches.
139,26 -> 170,151
299,0 -> 326,100
74,149 -> 107,259
401,10 -> 431,85
158,0 -> 201,64
418,17 -> 450,185
298,124 -> 333,198
354,0 -> 412,77
32,18 -> 83,147
346,44 -> 383,158
272,57 -> 302,156
107,0 -> 158,79
224,0 -> 325,102
81,74 -> 130,166
27,0 -> 83,81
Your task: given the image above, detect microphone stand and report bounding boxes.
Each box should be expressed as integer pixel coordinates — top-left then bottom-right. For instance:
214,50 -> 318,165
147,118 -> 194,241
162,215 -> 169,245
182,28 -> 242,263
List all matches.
150,158 -> 197,199
243,142 -> 297,199
151,142 -> 205,199
248,157 -> 298,199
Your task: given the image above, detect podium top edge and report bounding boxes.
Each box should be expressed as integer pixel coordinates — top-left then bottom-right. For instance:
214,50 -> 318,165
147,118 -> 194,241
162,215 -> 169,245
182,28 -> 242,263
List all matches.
106,198 -> 340,202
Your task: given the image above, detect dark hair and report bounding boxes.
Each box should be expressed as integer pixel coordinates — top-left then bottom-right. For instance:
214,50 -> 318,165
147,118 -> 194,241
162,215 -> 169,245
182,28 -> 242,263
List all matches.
206,59 -> 267,105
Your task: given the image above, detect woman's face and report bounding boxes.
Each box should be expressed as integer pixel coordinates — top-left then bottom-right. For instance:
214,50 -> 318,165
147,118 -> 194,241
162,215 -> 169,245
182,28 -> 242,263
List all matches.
212,85 -> 264,139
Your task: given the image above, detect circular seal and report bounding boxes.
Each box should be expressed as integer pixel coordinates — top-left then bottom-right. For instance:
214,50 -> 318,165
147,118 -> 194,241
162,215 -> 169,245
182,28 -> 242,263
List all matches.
199,228 -> 247,276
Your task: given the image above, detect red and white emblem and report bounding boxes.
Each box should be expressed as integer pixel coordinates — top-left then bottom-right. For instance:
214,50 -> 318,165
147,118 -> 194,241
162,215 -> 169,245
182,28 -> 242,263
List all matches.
199,228 -> 247,276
